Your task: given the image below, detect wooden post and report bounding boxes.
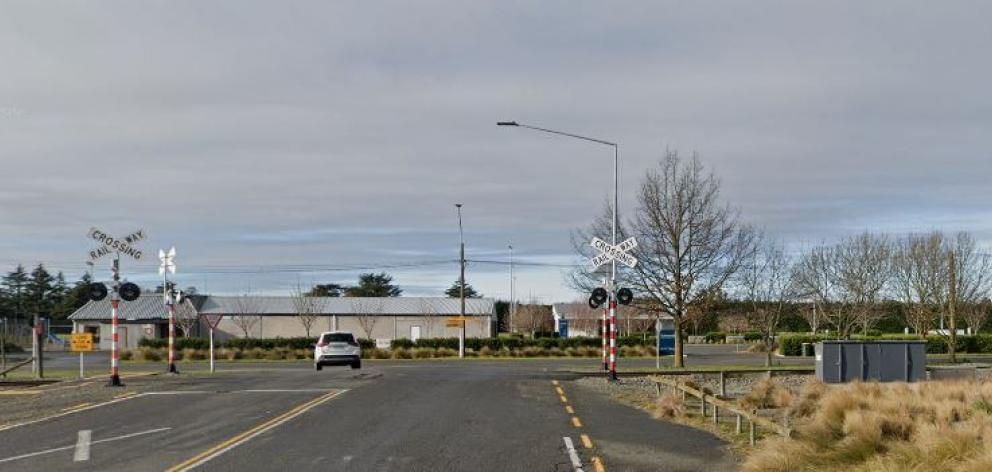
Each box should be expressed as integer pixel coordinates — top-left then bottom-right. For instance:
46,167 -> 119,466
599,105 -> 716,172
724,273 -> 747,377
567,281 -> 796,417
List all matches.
719,371 -> 726,397
712,402 -> 719,424
749,410 -> 757,445
655,382 -> 662,397
736,413 -> 743,434
700,395 -> 706,416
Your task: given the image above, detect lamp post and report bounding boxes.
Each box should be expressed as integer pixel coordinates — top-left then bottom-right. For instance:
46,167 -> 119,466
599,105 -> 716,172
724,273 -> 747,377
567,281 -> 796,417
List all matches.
508,244 -> 514,333
498,121 -> 621,380
456,203 -> 466,358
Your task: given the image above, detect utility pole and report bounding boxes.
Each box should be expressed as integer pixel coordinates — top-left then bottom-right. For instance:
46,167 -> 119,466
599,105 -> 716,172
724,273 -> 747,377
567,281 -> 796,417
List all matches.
456,204 -> 466,358
949,249 -> 958,364
1,317 -> 7,376
508,244 -> 514,333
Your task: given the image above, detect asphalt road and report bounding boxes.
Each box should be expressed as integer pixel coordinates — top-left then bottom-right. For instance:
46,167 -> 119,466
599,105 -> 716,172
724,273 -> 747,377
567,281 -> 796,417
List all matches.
0,359 -> 736,472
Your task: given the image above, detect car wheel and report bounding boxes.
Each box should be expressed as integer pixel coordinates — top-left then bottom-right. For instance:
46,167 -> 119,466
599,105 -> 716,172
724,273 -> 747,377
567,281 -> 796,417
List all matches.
351,361 -> 361,369
315,363 -> 323,371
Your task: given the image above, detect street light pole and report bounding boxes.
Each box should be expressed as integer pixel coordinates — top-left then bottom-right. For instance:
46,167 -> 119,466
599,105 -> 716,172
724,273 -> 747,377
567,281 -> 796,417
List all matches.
456,203 -> 466,358
508,244 -> 514,333
498,121 -> 620,380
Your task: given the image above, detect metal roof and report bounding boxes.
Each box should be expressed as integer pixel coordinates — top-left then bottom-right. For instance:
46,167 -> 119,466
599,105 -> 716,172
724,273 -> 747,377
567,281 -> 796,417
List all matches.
69,293 -> 199,322
196,296 -> 494,316
70,296 -> 495,321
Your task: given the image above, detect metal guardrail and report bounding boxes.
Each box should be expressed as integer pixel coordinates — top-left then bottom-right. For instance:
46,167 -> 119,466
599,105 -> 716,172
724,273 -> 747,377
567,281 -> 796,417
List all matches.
651,375 -> 792,445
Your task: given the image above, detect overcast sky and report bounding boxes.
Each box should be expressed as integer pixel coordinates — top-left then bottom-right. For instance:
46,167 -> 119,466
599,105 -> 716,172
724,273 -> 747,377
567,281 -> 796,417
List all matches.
1,1 -> 990,302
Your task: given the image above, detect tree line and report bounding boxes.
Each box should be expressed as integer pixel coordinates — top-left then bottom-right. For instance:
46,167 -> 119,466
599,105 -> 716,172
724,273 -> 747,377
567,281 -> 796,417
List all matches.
571,151 -> 991,367
0,264 -> 93,322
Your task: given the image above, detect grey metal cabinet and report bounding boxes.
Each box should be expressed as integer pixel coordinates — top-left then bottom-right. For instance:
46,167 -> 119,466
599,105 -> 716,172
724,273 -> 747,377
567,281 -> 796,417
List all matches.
815,340 -> 926,383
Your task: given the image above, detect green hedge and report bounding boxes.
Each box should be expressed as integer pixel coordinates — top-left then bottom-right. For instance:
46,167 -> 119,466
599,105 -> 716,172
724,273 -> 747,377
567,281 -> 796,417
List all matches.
138,335 -> 660,354
778,334 -> 992,356
743,332 -> 763,342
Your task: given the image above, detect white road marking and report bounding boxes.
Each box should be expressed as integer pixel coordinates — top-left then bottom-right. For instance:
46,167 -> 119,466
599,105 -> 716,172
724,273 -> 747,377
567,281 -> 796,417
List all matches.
0,427 -> 171,464
73,430 -> 92,462
0,393 -> 146,432
238,389 -> 336,393
563,437 -> 584,472
143,391 -> 211,395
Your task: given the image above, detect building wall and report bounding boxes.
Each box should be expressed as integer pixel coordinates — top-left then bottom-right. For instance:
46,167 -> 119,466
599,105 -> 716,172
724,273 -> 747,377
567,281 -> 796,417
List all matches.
83,322 -> 162,350
205,315 -> 493,341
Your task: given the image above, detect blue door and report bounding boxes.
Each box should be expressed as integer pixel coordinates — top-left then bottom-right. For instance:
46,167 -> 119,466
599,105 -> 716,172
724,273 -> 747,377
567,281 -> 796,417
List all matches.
558,319 -> 569,338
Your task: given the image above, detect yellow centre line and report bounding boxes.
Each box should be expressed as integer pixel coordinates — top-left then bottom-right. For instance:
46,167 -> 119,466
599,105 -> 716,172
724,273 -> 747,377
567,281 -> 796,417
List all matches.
61,402 -> 92,412
571,416 -> 583,428
592,456 -> 607,472
580,434 -> 593,449
565,405 -> 574,414
559,394 -> 568,404
551,380 -> 559,386
165,390 -> 345,472
555,386 -> 565,396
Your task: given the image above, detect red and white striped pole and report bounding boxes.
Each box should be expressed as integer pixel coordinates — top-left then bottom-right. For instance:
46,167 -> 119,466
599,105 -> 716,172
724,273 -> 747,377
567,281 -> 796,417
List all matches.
167,302 -> 178,374
601,307 -> 608,371
109,295 -> 123,386
609,294 -> 618,381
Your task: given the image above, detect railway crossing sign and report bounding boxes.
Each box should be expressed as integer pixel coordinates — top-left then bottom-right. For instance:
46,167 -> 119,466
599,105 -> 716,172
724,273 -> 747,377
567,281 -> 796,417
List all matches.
589,236 -> 638,270
87,227 -> 147,261
158,247 -> 176,276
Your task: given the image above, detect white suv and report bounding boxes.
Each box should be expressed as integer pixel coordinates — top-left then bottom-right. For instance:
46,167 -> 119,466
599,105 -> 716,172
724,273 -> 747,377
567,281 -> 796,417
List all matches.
314,331 -> 362,370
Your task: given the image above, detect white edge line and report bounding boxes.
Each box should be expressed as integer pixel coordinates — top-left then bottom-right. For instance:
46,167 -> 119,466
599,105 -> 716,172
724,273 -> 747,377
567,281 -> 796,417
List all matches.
0,427 -> 170,464
0,393 -> 147,433
73,430 -> 91,462
177,390 -> 347,471
563,436 -> 584,472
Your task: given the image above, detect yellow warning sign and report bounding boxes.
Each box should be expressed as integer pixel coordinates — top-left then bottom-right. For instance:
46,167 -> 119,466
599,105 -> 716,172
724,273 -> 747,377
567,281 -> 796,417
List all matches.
70,333 -> 94,352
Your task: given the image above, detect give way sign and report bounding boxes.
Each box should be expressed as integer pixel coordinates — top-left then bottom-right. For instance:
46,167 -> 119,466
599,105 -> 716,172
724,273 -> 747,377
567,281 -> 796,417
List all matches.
589,237 -> 638,270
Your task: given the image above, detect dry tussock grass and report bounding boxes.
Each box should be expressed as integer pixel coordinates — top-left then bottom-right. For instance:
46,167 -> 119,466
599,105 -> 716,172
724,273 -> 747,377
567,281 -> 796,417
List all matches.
654,392 -> 686,419
740,378 -> 793,410
743,379 -> 992,472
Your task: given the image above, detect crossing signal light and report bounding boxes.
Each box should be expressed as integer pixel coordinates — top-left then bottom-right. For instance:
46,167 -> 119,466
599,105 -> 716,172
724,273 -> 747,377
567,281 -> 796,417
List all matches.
120,282 -> 141,302
616,287 -> 634,305
588,287 -> 609,308
88,283 -> 108,301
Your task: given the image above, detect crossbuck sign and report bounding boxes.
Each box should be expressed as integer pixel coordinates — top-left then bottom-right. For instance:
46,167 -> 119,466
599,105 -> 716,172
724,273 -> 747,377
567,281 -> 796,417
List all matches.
589,237 -> 638,270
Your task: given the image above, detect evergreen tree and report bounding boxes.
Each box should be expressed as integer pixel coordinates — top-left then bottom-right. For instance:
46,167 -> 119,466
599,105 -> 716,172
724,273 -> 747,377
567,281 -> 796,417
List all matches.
1,265 -> 30,320
60,273 -> 94,317
344,273 -> 402,297
445,280 -> 482,298
27,264 -> 55,319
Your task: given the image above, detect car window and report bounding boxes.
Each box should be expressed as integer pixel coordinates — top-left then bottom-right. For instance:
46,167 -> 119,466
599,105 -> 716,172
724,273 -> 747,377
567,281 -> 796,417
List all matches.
320,333 -> 355,344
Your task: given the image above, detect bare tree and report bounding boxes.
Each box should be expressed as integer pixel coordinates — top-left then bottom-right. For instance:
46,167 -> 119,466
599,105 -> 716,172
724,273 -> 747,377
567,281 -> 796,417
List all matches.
419,299 -> 439,338
891,232 -> 946,337
835,232 -> 892,335
627,151 -> 756,367
962,300 -> 990,334
352,299 -> 383,340
230,294 -> 261,338
949,232 -> 992,328
292,284 -> 324,338
792,245 -> 860,338
174,299 -> 199,338
515,302 -> 552,337
741,237 -> 793,366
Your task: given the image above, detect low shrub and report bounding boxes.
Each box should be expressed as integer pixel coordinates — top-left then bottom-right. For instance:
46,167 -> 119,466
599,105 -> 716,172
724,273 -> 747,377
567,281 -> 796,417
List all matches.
778,335 -> 826,356
743,331 -> 763,342
704,332 -> 727,344
119,350 -> 133,361
181,348 -> 206,361
391,348 -> 413,359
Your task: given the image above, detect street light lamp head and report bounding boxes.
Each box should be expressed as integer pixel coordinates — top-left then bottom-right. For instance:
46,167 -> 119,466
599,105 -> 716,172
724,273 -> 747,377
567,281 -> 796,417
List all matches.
455,203 -> 462,208
496,121 -> 519,126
